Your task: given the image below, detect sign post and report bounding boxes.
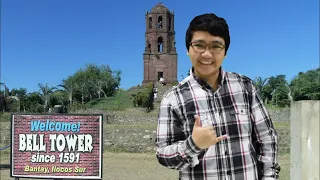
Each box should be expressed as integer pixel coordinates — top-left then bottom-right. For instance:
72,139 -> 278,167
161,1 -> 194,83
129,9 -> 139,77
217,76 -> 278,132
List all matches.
10,114 -> 103,179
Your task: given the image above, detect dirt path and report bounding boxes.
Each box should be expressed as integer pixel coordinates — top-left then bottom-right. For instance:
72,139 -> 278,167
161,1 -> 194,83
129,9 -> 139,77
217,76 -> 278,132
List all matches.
1,151 -> 289,180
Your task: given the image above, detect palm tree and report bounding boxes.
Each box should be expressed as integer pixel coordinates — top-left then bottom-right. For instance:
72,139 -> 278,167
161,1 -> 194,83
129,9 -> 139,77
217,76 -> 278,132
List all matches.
58,78 -> 74,105
253,77 -> 270,94
38,83 -> 56,112
0,82 -> 8,112
253,77 -> 270,104
0,82 -> 9,97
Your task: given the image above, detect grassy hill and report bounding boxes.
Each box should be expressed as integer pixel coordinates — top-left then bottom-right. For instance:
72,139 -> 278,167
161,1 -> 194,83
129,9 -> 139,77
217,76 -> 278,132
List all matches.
86,86 -> 148,111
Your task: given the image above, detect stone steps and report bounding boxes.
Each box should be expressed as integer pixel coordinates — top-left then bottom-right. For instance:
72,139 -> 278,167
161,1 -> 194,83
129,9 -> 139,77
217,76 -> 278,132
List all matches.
154,82 -> 172,103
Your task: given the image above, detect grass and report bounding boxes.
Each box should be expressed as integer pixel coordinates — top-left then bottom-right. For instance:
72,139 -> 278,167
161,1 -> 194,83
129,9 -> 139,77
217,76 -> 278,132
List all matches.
86,87 -> 146,111
265,103 -> 289,110
0,148 -> 290,180
273,122 -> 290,129
105,124 -> 156,130
0,113 -> 11,123
278,154 -> 290,180
0,147 -> 10,156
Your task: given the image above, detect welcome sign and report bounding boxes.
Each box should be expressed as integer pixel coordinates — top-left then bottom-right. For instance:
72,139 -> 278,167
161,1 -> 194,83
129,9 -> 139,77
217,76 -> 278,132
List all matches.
11,114 -> 103,179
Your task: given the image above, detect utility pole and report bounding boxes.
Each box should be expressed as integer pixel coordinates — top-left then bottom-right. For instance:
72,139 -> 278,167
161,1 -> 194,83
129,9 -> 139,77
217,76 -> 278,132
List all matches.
3,78 -> 5,97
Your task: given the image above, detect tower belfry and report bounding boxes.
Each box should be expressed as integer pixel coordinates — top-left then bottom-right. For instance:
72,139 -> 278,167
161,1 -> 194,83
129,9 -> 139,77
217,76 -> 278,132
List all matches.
142,3 -> 178,85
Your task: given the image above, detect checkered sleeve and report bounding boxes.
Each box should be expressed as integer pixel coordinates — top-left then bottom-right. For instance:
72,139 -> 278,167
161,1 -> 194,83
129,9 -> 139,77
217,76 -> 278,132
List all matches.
156,92 -> 202,170
250,84 -> 279,180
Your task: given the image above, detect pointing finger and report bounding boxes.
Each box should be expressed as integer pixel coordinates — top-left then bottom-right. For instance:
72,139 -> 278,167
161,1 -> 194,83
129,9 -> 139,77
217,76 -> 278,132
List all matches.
215,135 -> 228,142
193,115 -> 202,127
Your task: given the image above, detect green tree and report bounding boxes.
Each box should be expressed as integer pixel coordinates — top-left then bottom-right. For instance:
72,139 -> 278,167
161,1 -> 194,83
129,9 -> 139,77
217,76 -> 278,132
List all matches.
131,83 -> 154,112
38,83 -> 56,111
64,64 -> 121,104
290,68 -> 320,101
0,82 -> 9,98
10,88 -> 27,112
50,90 -> 68,106
59,76 -> 76,104
73,69 -> 89,103
260,75 -> 291,107
101,65 -> 121,97
253,77 -> 270,103
24,92 -> 43,113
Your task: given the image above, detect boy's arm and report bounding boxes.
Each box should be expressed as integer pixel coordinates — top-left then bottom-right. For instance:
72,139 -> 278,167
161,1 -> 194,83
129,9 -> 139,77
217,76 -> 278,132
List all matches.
250,84 -> 279,180
156,95 -> 202,170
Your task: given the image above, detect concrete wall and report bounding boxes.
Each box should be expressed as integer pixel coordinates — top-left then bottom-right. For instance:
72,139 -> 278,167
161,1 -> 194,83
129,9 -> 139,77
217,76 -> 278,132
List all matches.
290,100 -> 319,180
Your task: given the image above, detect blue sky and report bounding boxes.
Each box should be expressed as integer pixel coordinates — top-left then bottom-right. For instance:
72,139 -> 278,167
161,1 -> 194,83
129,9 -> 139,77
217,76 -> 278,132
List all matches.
1,0 -> 319,93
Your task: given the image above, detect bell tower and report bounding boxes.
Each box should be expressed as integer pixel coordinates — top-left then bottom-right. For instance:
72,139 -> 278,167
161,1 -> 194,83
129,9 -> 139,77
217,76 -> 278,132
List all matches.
142,3 -> 178,85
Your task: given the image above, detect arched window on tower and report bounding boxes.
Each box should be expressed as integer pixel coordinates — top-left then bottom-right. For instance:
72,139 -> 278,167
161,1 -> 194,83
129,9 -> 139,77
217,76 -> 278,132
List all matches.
157,16 -> 162,29
168,16 -> 171,31
158,37 -> 163,52
148,42 -> 151,52
149,17 -> 152,29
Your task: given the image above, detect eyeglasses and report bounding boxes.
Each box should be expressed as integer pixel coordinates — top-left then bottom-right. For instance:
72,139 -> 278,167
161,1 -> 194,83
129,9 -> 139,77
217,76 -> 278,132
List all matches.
190,42 -> 225,54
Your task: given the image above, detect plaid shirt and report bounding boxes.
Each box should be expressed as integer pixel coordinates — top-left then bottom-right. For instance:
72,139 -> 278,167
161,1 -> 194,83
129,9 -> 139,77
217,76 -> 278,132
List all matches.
156,68 -> 278,180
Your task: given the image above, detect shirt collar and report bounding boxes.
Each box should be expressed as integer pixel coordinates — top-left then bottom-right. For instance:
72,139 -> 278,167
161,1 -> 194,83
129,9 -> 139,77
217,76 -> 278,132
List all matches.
189,67 -> 226,90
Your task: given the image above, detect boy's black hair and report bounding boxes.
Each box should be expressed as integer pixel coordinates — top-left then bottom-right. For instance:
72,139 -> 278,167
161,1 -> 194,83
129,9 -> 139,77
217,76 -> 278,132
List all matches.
185,13 -> 230,55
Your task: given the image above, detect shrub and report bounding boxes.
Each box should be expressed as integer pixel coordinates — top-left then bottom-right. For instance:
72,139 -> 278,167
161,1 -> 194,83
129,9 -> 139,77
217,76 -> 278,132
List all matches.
67,101 -> 87,112
131,83 -> 154,111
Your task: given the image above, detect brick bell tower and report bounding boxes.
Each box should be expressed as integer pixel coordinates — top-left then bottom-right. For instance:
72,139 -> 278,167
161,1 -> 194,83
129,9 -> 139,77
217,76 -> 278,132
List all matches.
142,3 -> 178,85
